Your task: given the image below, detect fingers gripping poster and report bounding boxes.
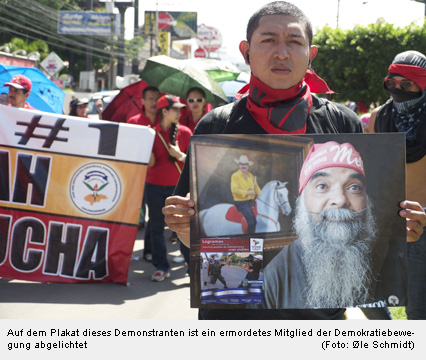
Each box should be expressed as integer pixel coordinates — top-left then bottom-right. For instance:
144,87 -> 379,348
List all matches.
0,105 -> 154,284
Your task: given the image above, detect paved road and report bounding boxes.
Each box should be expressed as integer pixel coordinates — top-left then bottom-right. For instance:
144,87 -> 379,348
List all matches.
0,227 -> 198,320
0,225 -> 368,320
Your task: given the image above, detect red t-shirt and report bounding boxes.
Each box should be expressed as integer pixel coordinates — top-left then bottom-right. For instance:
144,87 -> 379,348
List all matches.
145,123 -> 192,186
127,108 -> 160,128
178,103 -> 213,132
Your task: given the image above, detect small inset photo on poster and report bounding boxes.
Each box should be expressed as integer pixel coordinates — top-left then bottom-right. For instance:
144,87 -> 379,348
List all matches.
200,238 -> 264,304
189,133 -> 407,310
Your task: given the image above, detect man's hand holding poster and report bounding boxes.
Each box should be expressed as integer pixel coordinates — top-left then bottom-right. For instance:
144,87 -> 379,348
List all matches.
0,105 -> 154,284
189,133 -> 407,309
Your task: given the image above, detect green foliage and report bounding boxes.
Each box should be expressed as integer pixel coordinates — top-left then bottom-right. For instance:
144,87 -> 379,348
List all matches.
125,36 -> 145,59
4,38 -> 49,59
313,21 -> 426,107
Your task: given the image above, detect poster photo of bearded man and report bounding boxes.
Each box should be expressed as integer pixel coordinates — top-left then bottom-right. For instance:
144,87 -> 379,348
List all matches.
191,133 -> 407,309
256,134 -> 407,309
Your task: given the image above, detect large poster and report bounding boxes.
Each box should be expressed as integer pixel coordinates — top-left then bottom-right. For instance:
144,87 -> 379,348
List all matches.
189,133 -> 407,309
0,105 -> 154,284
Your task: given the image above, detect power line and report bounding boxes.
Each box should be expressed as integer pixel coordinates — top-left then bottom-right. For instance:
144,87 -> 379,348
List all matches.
0,15 -> 124,59
0,0 -> 139,61
0,2 -> 120,56
0,25 -> 113,62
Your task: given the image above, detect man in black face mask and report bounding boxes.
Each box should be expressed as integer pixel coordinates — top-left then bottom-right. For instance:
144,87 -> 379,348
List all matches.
370,50 -> 426,320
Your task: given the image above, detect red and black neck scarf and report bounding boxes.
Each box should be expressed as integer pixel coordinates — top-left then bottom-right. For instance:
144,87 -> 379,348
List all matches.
238,70 -> 334,134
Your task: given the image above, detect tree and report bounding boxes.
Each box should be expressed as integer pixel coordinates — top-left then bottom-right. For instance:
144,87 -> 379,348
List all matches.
3,38 -> 49,59
313,21 -> 426,107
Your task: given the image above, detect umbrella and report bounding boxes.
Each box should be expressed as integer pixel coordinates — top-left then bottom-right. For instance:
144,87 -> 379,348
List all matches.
219,72 -> 250,102
140,55 -> 228,107
188,58 -> 241,82
101,80 -> 149,123
0,64 -> 65,114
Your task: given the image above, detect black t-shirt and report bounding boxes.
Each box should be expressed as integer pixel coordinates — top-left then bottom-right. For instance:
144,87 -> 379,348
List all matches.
246,260 -> 262,281
175,95 -> 363,320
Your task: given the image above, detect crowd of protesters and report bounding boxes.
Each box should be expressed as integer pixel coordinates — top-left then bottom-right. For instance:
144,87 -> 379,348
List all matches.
2,0 -> 426,321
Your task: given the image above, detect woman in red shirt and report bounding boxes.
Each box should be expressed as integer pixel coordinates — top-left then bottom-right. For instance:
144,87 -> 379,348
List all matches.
145,95 -> 192,282
179,87 -> 212,133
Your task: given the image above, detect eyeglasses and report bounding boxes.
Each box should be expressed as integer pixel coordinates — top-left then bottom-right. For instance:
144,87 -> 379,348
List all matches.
385,77 -> 415,91
187,98 -> 204,104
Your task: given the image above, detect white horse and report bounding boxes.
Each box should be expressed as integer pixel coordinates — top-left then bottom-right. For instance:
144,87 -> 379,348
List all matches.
199,181 -> 292,236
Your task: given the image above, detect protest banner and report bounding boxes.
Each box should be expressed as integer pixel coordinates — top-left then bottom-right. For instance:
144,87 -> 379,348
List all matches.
0,106 -> 154,284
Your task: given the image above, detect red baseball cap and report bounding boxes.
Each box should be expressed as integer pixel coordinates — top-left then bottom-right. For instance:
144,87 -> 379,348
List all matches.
4,74 -> 32,92
299,141 -> 365,194
156,95 -> 186,110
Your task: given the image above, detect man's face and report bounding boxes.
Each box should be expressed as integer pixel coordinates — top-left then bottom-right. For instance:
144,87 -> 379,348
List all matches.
238,162 -> 250,174
142,90 -> 160,116
294,168 -> 375,308
8,86 -> 29,108
304,167 -> 366,220
240,15 -> 316,89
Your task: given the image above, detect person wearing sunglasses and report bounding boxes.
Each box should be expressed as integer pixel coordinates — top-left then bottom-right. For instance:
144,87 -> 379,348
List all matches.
369,50 -> 426,320
146,95 -> 192,282
179,87 -> 212,132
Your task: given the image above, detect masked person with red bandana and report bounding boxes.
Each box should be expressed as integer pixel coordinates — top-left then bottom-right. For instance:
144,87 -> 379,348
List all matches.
163,2 -> 426,320
369,50 -> 426,320
4,74 -> 37,110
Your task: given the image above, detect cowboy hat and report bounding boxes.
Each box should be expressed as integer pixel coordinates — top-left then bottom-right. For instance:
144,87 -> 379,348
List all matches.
234,155 -> 253,166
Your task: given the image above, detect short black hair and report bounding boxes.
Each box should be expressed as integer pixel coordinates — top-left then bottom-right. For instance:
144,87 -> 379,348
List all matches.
142,86 -> 160,98
246,1 -> 313,46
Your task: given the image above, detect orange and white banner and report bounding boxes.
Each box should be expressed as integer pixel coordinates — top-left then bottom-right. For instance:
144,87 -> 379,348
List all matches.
0,105 -> 154,284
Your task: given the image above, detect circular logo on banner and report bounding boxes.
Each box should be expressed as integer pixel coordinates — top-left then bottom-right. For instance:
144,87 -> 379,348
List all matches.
69,163 -> 121,215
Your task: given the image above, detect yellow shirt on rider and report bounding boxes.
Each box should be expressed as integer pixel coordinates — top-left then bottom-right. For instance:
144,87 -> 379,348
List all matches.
230,170 -> 261,201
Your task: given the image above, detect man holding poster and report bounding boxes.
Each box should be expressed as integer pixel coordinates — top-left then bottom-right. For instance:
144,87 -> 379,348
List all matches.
162,1 -> 426,320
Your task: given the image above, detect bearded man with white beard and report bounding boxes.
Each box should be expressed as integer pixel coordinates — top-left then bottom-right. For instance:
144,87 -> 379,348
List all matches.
261,141 -> 387,309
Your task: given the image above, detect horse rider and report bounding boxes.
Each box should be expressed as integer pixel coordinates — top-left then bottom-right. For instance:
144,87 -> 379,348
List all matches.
230,155 -> 261,233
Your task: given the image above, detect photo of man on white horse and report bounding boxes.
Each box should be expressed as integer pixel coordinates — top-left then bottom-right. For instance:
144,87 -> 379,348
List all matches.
199,154 -> 292,237
189,135 -> 313,241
